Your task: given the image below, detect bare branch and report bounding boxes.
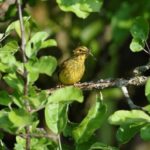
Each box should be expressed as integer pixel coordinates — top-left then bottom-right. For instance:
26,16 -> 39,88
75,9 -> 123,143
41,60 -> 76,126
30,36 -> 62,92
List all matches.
16,0 -> 30,149
47,76 -> 148,94
121,86 -> 150,115
133,62 -> 150,75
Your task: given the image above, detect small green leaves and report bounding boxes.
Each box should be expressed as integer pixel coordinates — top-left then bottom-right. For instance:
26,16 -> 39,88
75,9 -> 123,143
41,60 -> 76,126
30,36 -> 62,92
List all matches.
25,32 -> 56,58
45,103 -> 68,134
130,17 -> 149,52
0,109 -> 16,133
3,73 -> 24,94
130,17 -> 149,40
72,100 -> 107,143
108,110 -> 150,125
28,90 -> 48,109
41,39 -> 57,49
0,40 -> 18,54
56,0 -> 103,19
129,38 -> 144,52
8,109 -> 33,128
14,136 -> 56,150
33,56 -> 57,76
26,56 -> 57,83
0,91 -> 12,106
47,86 -> 84,103
140,124 -> 150,140
116,122 -> 145,144
6,17 -> 30,40
90,142 -> 119,150
145,78 -> 150,103
109,110 -> 150,144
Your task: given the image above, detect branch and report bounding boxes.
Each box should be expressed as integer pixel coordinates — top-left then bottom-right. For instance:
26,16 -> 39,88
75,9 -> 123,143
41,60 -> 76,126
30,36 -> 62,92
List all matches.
16,0 -> 30,149
47,76 -> 148,94
133,62 -> 150,75
121,86 -> 150,115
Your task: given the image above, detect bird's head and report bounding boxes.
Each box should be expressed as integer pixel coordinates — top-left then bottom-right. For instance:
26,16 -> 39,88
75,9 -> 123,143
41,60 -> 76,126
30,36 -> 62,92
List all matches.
73,46 -> 90,56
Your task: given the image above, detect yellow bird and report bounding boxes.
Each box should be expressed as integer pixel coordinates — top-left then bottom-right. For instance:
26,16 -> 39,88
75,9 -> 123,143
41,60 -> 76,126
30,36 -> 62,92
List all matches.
59,46 -> 90,85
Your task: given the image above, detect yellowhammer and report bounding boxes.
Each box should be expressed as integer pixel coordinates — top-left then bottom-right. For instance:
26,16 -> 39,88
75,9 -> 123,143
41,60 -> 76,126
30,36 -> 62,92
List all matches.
59,46 -> 90,85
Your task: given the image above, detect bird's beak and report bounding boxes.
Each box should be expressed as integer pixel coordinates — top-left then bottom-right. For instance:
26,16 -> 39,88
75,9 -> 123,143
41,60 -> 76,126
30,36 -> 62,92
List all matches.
89,50 -> 97,61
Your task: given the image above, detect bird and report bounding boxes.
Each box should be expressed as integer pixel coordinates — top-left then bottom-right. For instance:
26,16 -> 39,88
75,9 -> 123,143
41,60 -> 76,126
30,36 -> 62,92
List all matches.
58,46 -> 90,85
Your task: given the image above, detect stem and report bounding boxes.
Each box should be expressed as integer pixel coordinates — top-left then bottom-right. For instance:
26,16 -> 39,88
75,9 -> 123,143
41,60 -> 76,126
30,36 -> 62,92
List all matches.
58,135 -> 62,150
121,86 -> 139,109
121,86 -> 150,115
16,0 -> 31,149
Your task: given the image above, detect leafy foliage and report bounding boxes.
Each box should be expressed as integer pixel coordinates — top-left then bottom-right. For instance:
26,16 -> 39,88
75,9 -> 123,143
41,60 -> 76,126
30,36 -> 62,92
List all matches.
1,0 -> 150,149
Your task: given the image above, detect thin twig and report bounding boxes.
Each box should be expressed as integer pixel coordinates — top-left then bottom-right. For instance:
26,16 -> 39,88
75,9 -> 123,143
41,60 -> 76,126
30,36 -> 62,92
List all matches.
58,134 -> 62,150
133,62 -> 150,75
121,86 -> 150,115
121,86 -> 140,109
16,0 -> 31,149
145,41 -> 150,54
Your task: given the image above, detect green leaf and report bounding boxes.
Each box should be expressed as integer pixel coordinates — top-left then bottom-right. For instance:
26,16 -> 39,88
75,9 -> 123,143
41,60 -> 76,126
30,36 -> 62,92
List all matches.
28,90 -> 48,109
26,56 -> 57,83
33,56 -> 57,76
143,105 -> 150,113
14,136 -> 56,150
0,91 -> 12,106
145,78 -> 150,103
25,31 -> 49,58
6,17 -> 30,40
116,122 -> 145,144
45,103 -> 68,134
0,109 -> 17,133
0,40 -> 18,54
56,0 -> 103,19
47,86 -> 83,103
11,92 -> 24,108
130,38 -> 144,52
108,110 -> 150,125
41,39 -> 57,49
140,124 -> 150,140
3,73 -> 24,94
72,100 -> 107,143
8,109 -> 33,128
130,17 -> 149,41
90,142 -> 119,150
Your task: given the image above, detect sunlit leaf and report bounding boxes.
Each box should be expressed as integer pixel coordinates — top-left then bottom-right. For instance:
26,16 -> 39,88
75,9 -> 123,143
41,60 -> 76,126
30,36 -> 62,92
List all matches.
0,91 -> 12,106
56,0 -> 103,19
45,103 -> 68,134
26,56 -> 57,82
90,142 -> 119,150
130,38 -> 144,52
6,17 -> 30,40
116,122 -> 145,144
3,73 -> 24,94
130,17 -> 149,41
8,109 -> 33,128
72,100 -> 107,143
25,31 -> 49,58
47,86 -> 83,103
145,78 -> 150,103
140,124 -> 150,140
108,110 -> 150,125
41,39 -> 57,49
33,56 -> 57,76
0,109 -> 16,133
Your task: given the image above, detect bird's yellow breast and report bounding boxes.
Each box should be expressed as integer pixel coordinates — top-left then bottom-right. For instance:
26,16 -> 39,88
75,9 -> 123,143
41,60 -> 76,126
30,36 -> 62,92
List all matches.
59,54 -> 86,85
